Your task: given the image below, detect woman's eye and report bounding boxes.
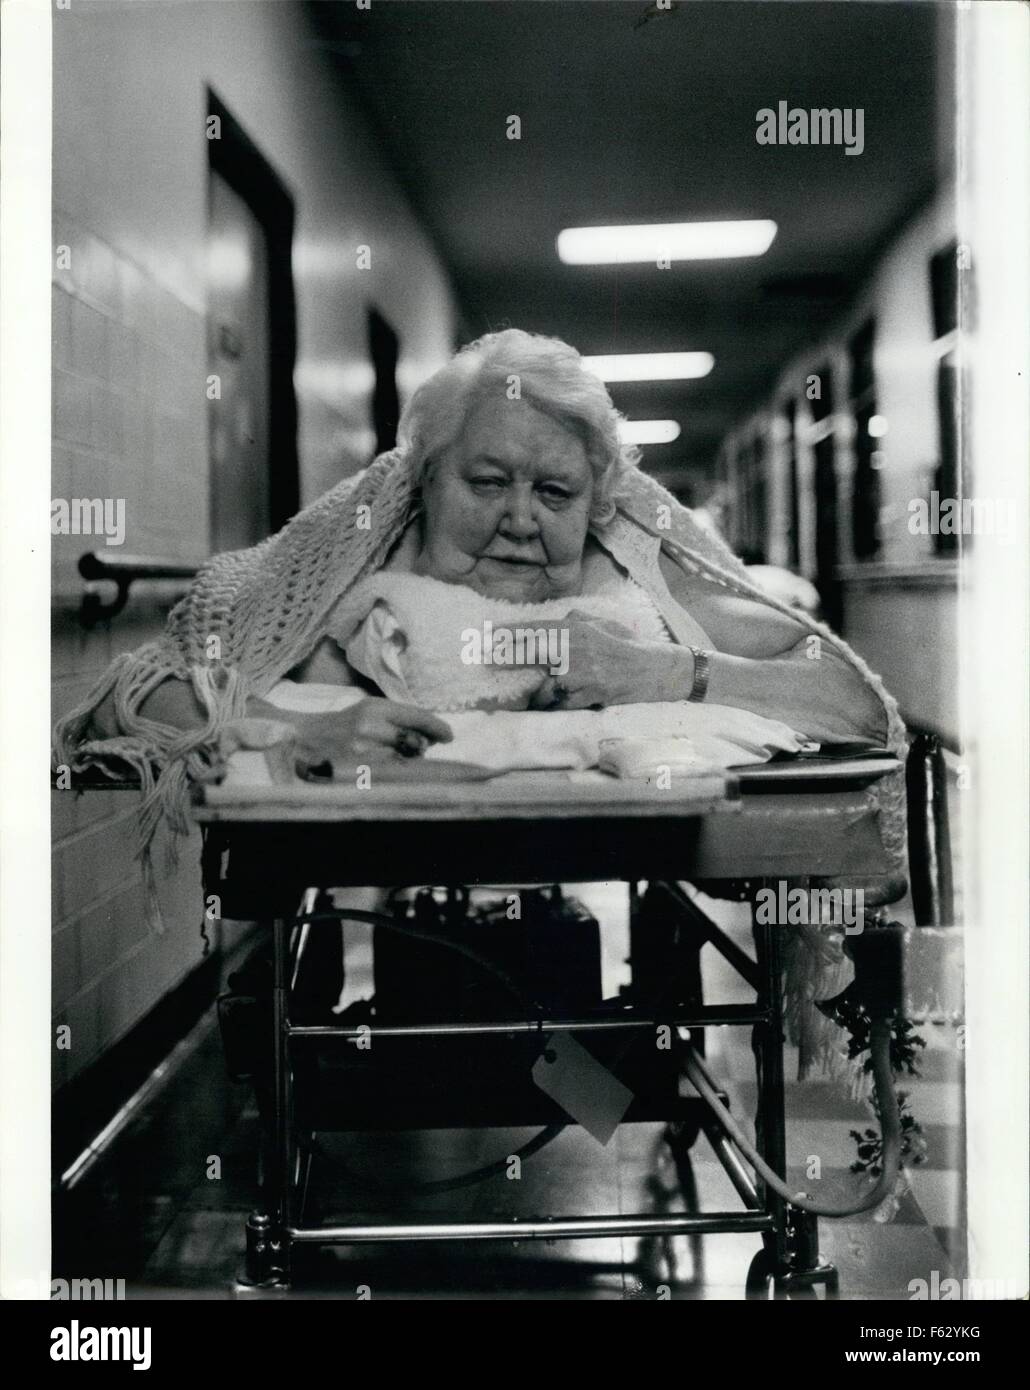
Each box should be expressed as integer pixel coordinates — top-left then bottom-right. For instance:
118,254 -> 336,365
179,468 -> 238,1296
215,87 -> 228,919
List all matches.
538,485 -> 572,504
470,476 -> 505,491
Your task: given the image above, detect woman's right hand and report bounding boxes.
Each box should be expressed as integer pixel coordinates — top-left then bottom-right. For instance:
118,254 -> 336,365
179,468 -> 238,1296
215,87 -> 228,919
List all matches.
285,697 -> 453,775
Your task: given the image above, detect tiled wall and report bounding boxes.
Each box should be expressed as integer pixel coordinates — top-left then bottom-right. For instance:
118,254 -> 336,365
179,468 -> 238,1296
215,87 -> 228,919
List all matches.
50,220 -> 215,1093
51,223 -> 209,598
51,0 -> 459,1089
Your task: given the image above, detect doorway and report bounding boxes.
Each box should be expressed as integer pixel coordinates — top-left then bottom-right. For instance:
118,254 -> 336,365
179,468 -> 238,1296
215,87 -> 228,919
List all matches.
206,91 -> 298,552
368,307 -> 401,456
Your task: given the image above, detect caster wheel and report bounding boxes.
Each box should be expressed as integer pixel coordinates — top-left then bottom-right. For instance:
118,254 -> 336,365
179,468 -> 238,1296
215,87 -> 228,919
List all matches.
745,1249 -> 837,1299
745,1249 -> 776,1299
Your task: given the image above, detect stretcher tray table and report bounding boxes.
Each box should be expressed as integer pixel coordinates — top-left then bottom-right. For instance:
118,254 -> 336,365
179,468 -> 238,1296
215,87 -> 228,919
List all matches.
193,760 -> 898,900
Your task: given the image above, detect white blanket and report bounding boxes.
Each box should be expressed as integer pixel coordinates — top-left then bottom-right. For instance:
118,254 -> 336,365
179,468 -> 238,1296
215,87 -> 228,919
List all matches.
263,681 -> 812,773
425,701 -> 809,772
328,571 -> 671,713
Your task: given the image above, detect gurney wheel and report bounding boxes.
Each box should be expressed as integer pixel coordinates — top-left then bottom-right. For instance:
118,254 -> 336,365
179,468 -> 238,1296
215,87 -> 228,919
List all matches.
744,1249 -> 803,1300
745,1249 -> 776,1299
745,1248 -> 839,1299
239,1211 -> 292,1291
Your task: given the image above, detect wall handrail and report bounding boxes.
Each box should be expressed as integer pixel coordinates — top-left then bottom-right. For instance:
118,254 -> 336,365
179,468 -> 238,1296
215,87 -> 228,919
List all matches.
77,550 -> 199,626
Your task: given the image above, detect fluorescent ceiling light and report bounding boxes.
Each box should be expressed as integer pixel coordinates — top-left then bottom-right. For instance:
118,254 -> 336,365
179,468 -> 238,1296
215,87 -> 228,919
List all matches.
582,352 -> 714,383
556,219 -> 777,265
618,419 -> 681,445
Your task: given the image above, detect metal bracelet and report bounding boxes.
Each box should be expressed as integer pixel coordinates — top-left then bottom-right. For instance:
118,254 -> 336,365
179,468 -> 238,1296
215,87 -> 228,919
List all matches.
687,647 -> 712,703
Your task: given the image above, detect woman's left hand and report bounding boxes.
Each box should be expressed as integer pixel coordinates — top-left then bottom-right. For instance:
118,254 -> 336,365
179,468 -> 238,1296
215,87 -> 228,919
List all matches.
528,611 -> 692,710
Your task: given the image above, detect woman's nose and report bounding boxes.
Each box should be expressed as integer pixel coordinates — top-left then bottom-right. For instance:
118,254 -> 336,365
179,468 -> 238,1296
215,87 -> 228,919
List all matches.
500,489 -> 540,539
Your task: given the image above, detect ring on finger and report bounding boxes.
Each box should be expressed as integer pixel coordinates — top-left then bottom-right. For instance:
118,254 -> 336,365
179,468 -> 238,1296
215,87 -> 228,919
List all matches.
394,728 -> 428,758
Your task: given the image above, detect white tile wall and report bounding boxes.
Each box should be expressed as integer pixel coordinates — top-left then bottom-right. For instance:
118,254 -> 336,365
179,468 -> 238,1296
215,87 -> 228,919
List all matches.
52,218 -> 235,1089
51,0 -> 459,1091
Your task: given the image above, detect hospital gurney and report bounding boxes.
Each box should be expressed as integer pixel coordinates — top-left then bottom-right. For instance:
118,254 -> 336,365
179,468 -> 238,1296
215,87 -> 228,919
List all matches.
193,750 -> 906,1296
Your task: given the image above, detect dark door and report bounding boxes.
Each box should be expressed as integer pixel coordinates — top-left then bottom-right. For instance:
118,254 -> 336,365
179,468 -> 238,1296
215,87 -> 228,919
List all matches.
207,168 -> 271,552
849,319 -> 881,561
368,308 -> 401,456
810,363 -> 842,627
786,400 -> 800,569
206,90 -> 298,552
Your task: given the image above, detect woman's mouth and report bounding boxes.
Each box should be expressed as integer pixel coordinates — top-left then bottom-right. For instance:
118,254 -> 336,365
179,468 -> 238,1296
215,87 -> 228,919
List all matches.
485,555 -> 541,569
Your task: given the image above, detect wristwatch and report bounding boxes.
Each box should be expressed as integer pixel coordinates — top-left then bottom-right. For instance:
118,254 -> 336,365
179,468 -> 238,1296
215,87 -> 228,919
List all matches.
687,647 -> 712,703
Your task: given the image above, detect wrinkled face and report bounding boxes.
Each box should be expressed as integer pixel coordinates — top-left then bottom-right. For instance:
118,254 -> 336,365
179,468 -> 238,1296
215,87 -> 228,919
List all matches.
415,393 -> 595,602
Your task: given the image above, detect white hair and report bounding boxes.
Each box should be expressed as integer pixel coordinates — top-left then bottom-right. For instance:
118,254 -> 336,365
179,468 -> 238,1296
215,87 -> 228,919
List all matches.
396,329 -> 641,524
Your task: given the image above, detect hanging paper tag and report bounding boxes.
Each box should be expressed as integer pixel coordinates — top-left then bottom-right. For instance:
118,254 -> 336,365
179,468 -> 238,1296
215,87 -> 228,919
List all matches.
531,1031 -> 634,1146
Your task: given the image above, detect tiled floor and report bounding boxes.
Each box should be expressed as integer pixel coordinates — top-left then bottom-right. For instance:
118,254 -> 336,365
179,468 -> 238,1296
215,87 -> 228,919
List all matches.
53,888 -> 966,1300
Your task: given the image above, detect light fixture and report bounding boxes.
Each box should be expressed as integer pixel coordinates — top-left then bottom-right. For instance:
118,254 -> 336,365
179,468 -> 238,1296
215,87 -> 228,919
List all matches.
582,352 -> 714,383
868,414 -> 889,438
617,419 -> 681,445
556,219 -> 778,265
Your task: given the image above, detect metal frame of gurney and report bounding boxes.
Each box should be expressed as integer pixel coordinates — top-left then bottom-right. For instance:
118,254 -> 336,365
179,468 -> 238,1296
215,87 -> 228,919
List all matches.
192,749 -> 907,1295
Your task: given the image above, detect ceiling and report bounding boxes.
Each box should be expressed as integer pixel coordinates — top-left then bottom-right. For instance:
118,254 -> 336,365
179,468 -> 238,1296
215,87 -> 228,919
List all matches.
307,0 -> 952,489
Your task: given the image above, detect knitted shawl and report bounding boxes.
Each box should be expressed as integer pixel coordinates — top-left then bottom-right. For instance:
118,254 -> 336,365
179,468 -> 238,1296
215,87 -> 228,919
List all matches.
54,450 -> 907,1076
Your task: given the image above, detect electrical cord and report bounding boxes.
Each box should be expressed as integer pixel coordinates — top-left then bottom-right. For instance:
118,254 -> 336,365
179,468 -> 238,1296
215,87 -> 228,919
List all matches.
308,1122 -> 566,1198
288,907 -> 904,1213
290,902 -> 679,1195
290,906 -> 568,1193
292,906 -> 543,1022
681,1017 -> 902,1218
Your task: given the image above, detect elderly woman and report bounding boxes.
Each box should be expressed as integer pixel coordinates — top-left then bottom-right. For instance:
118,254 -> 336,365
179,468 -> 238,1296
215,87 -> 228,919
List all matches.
57,330 -> 898,831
